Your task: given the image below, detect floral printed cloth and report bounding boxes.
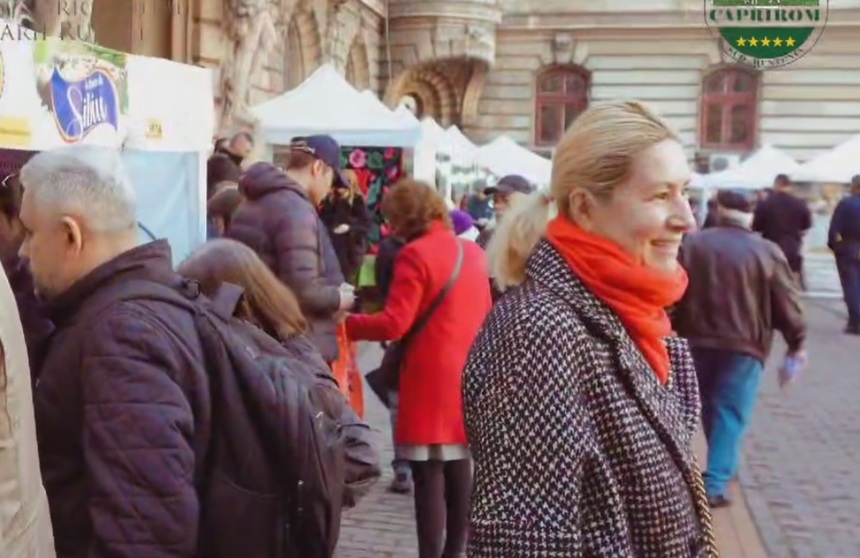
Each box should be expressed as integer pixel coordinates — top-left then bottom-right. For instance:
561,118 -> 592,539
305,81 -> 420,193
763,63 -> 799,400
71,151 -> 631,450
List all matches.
340,146 -> 403,248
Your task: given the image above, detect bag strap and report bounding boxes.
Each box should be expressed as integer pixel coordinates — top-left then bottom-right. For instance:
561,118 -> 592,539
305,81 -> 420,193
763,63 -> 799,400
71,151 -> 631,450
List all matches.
400,240 -> 464,347
71,277 -> 244,485
77,278 -> 242,324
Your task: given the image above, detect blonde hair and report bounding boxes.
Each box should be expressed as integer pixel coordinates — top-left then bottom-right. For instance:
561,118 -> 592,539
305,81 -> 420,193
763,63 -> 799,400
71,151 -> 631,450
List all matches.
487,100 -> 678,288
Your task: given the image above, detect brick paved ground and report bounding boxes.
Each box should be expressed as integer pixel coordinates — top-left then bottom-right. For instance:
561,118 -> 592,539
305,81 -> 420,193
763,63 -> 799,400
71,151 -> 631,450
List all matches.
336,343 -> 418,558
738,300 -> 860,558
335,344 -> 769,557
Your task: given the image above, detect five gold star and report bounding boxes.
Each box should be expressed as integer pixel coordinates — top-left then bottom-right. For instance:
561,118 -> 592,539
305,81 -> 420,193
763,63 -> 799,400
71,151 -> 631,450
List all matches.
733,36 -> 794,48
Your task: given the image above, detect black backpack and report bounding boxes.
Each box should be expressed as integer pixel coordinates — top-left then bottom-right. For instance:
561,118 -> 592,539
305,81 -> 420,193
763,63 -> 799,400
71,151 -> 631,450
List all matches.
90,278 -> 351,558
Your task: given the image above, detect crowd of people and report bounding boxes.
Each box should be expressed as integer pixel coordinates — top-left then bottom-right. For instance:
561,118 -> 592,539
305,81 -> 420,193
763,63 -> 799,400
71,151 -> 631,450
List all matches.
0,98 -> 856,558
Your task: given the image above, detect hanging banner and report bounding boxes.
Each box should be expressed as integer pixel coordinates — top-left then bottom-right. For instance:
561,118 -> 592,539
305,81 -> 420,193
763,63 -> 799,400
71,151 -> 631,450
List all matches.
0,19 -> 214,153
33,37 -> 128,145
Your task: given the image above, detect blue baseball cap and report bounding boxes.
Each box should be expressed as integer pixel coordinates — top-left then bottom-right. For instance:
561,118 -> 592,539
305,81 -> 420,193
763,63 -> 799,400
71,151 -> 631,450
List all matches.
289,135 -> 349,189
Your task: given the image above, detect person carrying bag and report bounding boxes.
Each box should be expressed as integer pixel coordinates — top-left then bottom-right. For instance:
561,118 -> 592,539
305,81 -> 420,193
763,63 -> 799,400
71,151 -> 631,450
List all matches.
365,242 -> 464,408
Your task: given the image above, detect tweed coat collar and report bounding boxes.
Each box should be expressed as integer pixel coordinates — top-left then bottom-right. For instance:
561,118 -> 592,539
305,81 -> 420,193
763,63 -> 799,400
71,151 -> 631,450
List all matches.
525,240 -> 700,486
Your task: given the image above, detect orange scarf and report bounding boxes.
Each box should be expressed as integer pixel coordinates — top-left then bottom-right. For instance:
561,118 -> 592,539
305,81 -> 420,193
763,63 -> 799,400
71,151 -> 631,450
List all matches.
546,217 -> 688,384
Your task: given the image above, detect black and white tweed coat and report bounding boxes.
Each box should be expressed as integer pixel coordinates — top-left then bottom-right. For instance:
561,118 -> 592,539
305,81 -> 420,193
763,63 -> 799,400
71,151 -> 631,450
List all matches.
463,241 -> 717,557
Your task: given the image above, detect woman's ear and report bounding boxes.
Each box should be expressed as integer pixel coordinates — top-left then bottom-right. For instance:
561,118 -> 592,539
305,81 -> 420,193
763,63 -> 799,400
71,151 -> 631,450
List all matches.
566,189 -> 594,229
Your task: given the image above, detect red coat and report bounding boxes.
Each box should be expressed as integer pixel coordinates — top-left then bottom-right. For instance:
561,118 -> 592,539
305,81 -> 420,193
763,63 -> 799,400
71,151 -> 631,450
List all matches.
346,222 -> 492,446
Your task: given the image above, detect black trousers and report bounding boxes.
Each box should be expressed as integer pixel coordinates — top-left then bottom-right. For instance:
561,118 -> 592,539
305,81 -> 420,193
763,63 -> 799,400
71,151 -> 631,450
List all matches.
409,459 -> 472,558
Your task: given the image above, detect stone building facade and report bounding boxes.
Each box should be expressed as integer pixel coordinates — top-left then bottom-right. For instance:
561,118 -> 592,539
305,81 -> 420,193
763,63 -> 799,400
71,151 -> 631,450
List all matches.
87,0 -> 860,163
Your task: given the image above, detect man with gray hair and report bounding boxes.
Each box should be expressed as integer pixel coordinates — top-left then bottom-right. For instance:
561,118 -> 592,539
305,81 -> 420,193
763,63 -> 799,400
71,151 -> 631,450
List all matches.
19,145 -> 209,556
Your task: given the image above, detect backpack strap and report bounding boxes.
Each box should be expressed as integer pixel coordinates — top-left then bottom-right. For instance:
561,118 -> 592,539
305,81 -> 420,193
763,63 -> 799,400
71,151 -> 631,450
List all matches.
69,277 -> 244,494
400,240 -> 464,347
208,282 -> 244,321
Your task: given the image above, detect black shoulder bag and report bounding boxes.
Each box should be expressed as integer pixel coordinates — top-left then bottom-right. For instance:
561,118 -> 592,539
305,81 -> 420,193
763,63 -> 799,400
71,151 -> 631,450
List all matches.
365,242 -> 465,408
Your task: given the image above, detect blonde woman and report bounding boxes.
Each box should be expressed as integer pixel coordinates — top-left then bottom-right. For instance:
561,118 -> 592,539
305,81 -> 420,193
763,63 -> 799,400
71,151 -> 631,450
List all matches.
463,101 -> 719,557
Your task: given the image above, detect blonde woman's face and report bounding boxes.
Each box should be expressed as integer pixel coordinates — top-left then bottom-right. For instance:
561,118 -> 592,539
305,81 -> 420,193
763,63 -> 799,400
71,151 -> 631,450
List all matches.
585,139 -> 695,273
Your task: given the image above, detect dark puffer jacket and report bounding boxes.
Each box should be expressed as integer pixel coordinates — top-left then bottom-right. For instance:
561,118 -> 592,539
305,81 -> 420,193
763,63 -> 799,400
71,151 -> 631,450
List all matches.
34,240 -> 209,558
227,163 -> 345,362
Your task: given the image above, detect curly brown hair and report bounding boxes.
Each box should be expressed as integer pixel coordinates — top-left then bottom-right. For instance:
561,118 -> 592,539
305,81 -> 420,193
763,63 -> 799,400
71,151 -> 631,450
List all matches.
382,178 -> 452,240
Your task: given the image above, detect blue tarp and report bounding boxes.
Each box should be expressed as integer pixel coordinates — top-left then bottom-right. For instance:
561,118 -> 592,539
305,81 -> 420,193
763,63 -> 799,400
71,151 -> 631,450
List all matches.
123,150 -> 203,265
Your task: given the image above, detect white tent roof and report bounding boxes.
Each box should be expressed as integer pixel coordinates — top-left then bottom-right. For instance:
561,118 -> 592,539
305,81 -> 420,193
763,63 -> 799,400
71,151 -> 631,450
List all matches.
419,117 -> 446,145
439,126 -> 477,165
361,90 -> 391,112
394,104 -> 420,126
474,136 -> 552,185
791,134 -> 860,183
703,145 -> 799,190
251,65 -> 421,147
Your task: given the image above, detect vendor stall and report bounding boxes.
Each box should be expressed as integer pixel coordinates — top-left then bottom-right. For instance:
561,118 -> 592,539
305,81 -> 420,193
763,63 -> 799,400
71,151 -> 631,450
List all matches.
792,134 -> 860,184
474,135 -> 552,186
704,145 -> 799,190
252,64 -> 421,148
0,30 -> 213,263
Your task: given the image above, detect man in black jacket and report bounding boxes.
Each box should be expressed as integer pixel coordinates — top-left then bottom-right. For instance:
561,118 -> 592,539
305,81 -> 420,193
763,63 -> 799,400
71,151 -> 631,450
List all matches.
828,175 -> 860,334
752,174 -> 812,288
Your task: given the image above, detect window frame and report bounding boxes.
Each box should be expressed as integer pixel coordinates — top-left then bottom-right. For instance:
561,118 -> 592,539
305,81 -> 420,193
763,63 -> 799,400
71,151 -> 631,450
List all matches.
699,66 -> 759,152
534,65 -> 590,147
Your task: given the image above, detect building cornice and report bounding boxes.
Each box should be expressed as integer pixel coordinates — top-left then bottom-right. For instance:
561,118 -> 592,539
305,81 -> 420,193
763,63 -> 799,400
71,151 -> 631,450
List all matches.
357,0 -> 386,18
499,8 -> 860,30
388,1 -> 501,22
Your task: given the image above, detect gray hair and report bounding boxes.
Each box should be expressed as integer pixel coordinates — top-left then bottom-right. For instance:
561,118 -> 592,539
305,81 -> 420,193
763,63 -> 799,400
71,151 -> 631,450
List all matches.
20,145 -> 137,232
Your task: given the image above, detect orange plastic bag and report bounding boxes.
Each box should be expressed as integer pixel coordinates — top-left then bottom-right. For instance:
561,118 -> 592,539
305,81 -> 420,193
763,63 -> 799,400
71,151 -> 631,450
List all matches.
332,323 -> 365,419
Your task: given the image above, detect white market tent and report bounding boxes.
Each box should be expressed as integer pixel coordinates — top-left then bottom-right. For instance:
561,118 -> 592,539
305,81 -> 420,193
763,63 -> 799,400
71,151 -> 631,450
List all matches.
442,125 -> 478,166
0,29 -> 213,264
474,135 -> 552,186
252,64 -> 421,147
393,104 -> 420,126
703,145 -> 799,190
791,134 -> 860,183
420,117 -> 446,146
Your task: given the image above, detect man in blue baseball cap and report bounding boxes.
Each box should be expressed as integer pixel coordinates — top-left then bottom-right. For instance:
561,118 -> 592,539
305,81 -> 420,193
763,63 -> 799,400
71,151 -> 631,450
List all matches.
227,134 -> 354,363
288,135 -> 351,194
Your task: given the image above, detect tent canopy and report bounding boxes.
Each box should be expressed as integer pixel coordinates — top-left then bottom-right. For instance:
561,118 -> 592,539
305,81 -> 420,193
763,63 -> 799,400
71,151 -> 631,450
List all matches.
703,145 -> 799,190
394,104 -> 420,126
441,126 -> 478,166
474,136 -> 552,185
252,65 -> 421,147
791,134 -> 860,183
419,117 -> 446,146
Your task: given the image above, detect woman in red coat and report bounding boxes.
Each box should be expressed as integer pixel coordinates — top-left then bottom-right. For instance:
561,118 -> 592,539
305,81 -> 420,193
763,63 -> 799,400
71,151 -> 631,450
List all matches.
345,178 -> 492,558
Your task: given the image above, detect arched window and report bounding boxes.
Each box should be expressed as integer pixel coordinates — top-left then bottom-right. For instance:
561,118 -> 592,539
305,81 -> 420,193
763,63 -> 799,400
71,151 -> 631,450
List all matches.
700,67 -> 758,151
534,66 -> 589,146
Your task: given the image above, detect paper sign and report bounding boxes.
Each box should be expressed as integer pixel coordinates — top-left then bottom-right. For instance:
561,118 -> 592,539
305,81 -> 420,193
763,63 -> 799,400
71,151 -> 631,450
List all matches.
0,115 -> 31,147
